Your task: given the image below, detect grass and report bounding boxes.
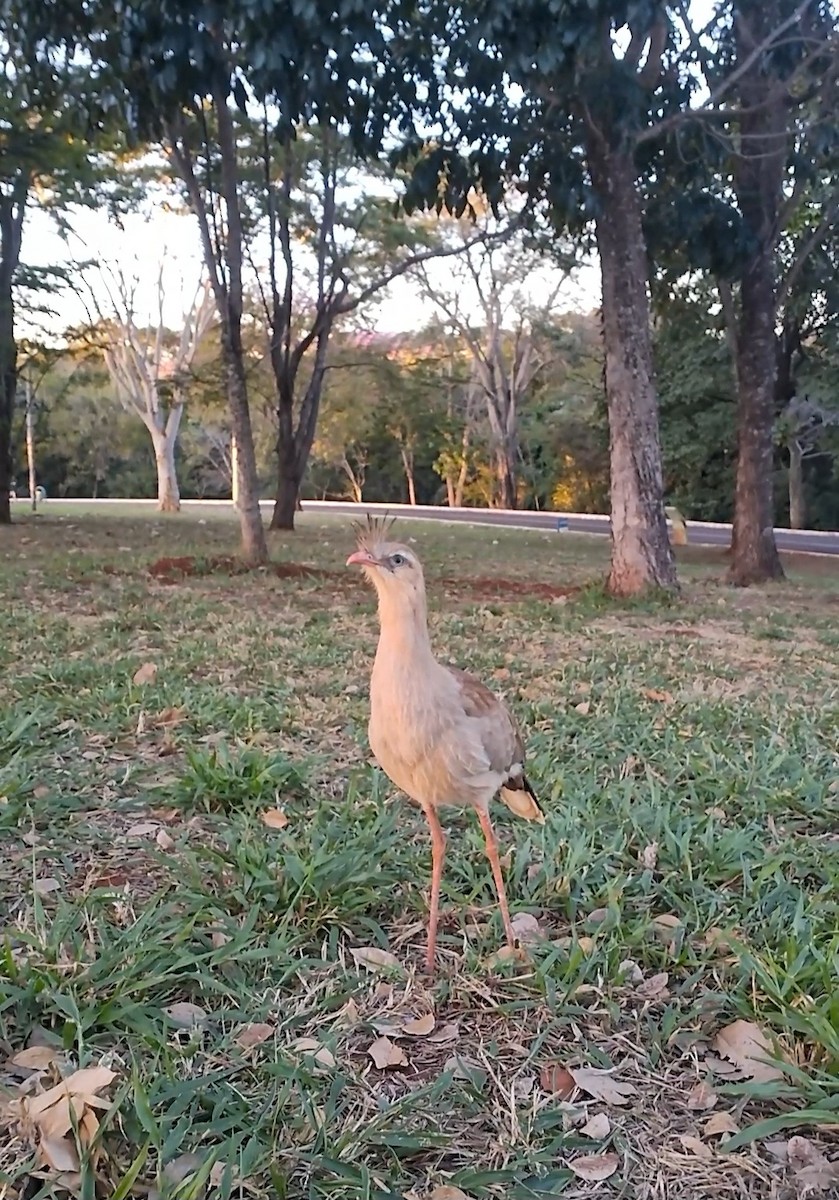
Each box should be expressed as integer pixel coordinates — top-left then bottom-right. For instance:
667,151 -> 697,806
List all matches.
1,507 -> 838,1200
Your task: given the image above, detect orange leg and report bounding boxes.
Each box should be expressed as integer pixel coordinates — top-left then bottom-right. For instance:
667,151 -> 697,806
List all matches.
422,804 -> 446,975
477,807 -> 516,948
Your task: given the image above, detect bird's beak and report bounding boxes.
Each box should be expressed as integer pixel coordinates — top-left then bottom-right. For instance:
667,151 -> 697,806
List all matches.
346,549 -> 379,567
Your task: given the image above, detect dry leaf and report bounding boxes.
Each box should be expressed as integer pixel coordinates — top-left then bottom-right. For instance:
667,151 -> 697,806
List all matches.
350,946 -> 400,971
34,877 -> 60,896
679,1135 -> 713,1159
164,1002 -> 208,1028
368,1036 -> 407,1069
428,1022 -> 460,1044
580,1112 -> 611,1139
713,1020 -> 785,1084
576,936 -> 596,955
511,911 -> 544,944
155,706 -> 186,726
429,1188 -> 472,1200
292,1038 -> 335,1068
261,808 -> 289,830
652,913 -> 682,930
786,1135 -> 839,1192
642,687 -> 674,703
10,1045 -> 60,1071
485,943 -> 529,969
235,1023 -> 275,1049
33,784 -> 50,800
617,959 -> 644,985
587,907 -> 609,924
125,821 -> 159,837
636,971 -> 670,1001
639,841 -> 658,870
155,828 -> 175,850
39,1135 -> 80,1173
574,700 -> 591,715
569,1067 -> 637,1106
687,1080 -> 718,1111
132,661 -> 158,686
703,1111 -> 740,1138
402,1014 -> 436,1037
540,1062 -> 576,1099
567,1152 -> 619,1182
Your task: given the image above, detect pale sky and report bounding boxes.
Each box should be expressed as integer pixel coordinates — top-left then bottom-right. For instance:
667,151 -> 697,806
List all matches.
23,201 -> 601,342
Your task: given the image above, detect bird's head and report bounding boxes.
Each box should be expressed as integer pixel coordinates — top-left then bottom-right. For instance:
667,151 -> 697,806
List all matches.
346,515 -> 426,609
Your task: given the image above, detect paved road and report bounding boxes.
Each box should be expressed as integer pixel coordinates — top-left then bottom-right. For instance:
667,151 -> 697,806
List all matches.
300,499 -> 839,557
15,496 -> 838,556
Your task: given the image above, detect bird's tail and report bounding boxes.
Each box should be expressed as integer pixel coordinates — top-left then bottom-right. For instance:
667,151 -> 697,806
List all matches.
500,773 -> 545,824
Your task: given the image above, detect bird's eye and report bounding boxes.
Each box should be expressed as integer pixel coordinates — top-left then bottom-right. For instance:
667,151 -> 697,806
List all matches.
391,553 -> 406,566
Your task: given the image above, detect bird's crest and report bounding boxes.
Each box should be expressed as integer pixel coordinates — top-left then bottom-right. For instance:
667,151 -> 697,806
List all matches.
351,512 -> 396,554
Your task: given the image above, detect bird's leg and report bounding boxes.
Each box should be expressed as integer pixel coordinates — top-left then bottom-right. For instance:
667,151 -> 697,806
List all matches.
477,807 -> 516,949
422,803 -> 446,975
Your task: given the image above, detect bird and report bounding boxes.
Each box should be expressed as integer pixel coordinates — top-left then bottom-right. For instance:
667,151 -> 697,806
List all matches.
346,514 -> 544,974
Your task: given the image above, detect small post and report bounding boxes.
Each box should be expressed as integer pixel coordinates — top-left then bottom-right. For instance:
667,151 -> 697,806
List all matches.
25,371 -> 37,513
555,515 -> 569,533
665,505 -> 688,546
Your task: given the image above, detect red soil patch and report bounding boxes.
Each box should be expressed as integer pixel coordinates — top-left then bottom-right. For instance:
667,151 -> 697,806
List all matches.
146,555 -> 334,585
443,576 -> 580,602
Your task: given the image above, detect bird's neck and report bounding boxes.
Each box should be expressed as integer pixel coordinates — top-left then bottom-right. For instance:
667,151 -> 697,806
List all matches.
374,589 -> 434,664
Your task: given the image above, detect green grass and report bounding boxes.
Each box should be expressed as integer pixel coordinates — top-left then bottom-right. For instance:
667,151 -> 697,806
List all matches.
1,509 -> 838,1200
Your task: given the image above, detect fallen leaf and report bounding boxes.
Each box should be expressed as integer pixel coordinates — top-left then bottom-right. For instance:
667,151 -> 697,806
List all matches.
580,1112 -> 611,1139
513,1075 -> 536,1100
350,945 -> 401,971
429,1188 -> 472,1200
26,1066 -> 117,1120
132,661 -> 158,686
784,1136 -> 839,1193
540,1062 -> 576,1099
617,959 -> 644,985
574,700 -> 591,715
155,706 -> 186,726
713,1019 -> 786,1084
569,1067 -> 637,1106
155,828 -> 175,851
9,1045 -> 60,1071
703,1111 -> 739,1137
652,913 -> 682,930
639,841 -> 659,870
485,943 -> 529,969
642,687 -> 674,703
291,1038 -> 335,1068
164,1002 -> 208,1028
687,1080 -> 718,1111
428,1022 -> 459,1044
34,877 -> 60,896
511,911 -> 544,944
587,907 -> 609,924
679,1135 -> 713,1159
567,1152 -> 619,1182
444,1055 -> 487,1090
402,1013 -> 436,1036
33,784 -> 50,800
261,808 -> 289,830
368,1036 -> 406,1069
125,821 -> 159,837
39,1135 -> 80,1173
235,1022 -> 275,1049
576,935 -> 596,955
635,971 -> 670,1001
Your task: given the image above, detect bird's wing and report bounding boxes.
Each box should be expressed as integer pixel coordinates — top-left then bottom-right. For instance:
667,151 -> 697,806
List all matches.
446,666 -> 544,823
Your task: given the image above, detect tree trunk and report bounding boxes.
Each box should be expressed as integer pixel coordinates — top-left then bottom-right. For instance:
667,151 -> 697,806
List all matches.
788,440 -> 805,530
225,343 -> 268,562
0,185 -> 25,527
728,250 -> 785,583
728,3 -> 785,586
586,136 -> 676,596
400,446 -> 417,505
152,431 -> 181,513
270,350 -> 328,532
445,475 -> 455,507
496,446 -> 517,509
25,374 -> 36,512
272,424 -> 302,531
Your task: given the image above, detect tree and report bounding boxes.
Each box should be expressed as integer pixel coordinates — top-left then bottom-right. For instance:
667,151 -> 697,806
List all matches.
397,1 -> 687,593
81,263 -> 214,511
0,8 -> 127,523
413,218 -> 567,508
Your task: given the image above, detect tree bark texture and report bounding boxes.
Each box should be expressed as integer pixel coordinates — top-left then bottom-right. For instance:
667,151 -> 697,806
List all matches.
270,339 -> 329,531
788,440 -> 805,529
0,182 -> 26,526
151,430 -> 181,513
586,137 -> 677,596
728,3 -> 785,586
225,343 -> 268,561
